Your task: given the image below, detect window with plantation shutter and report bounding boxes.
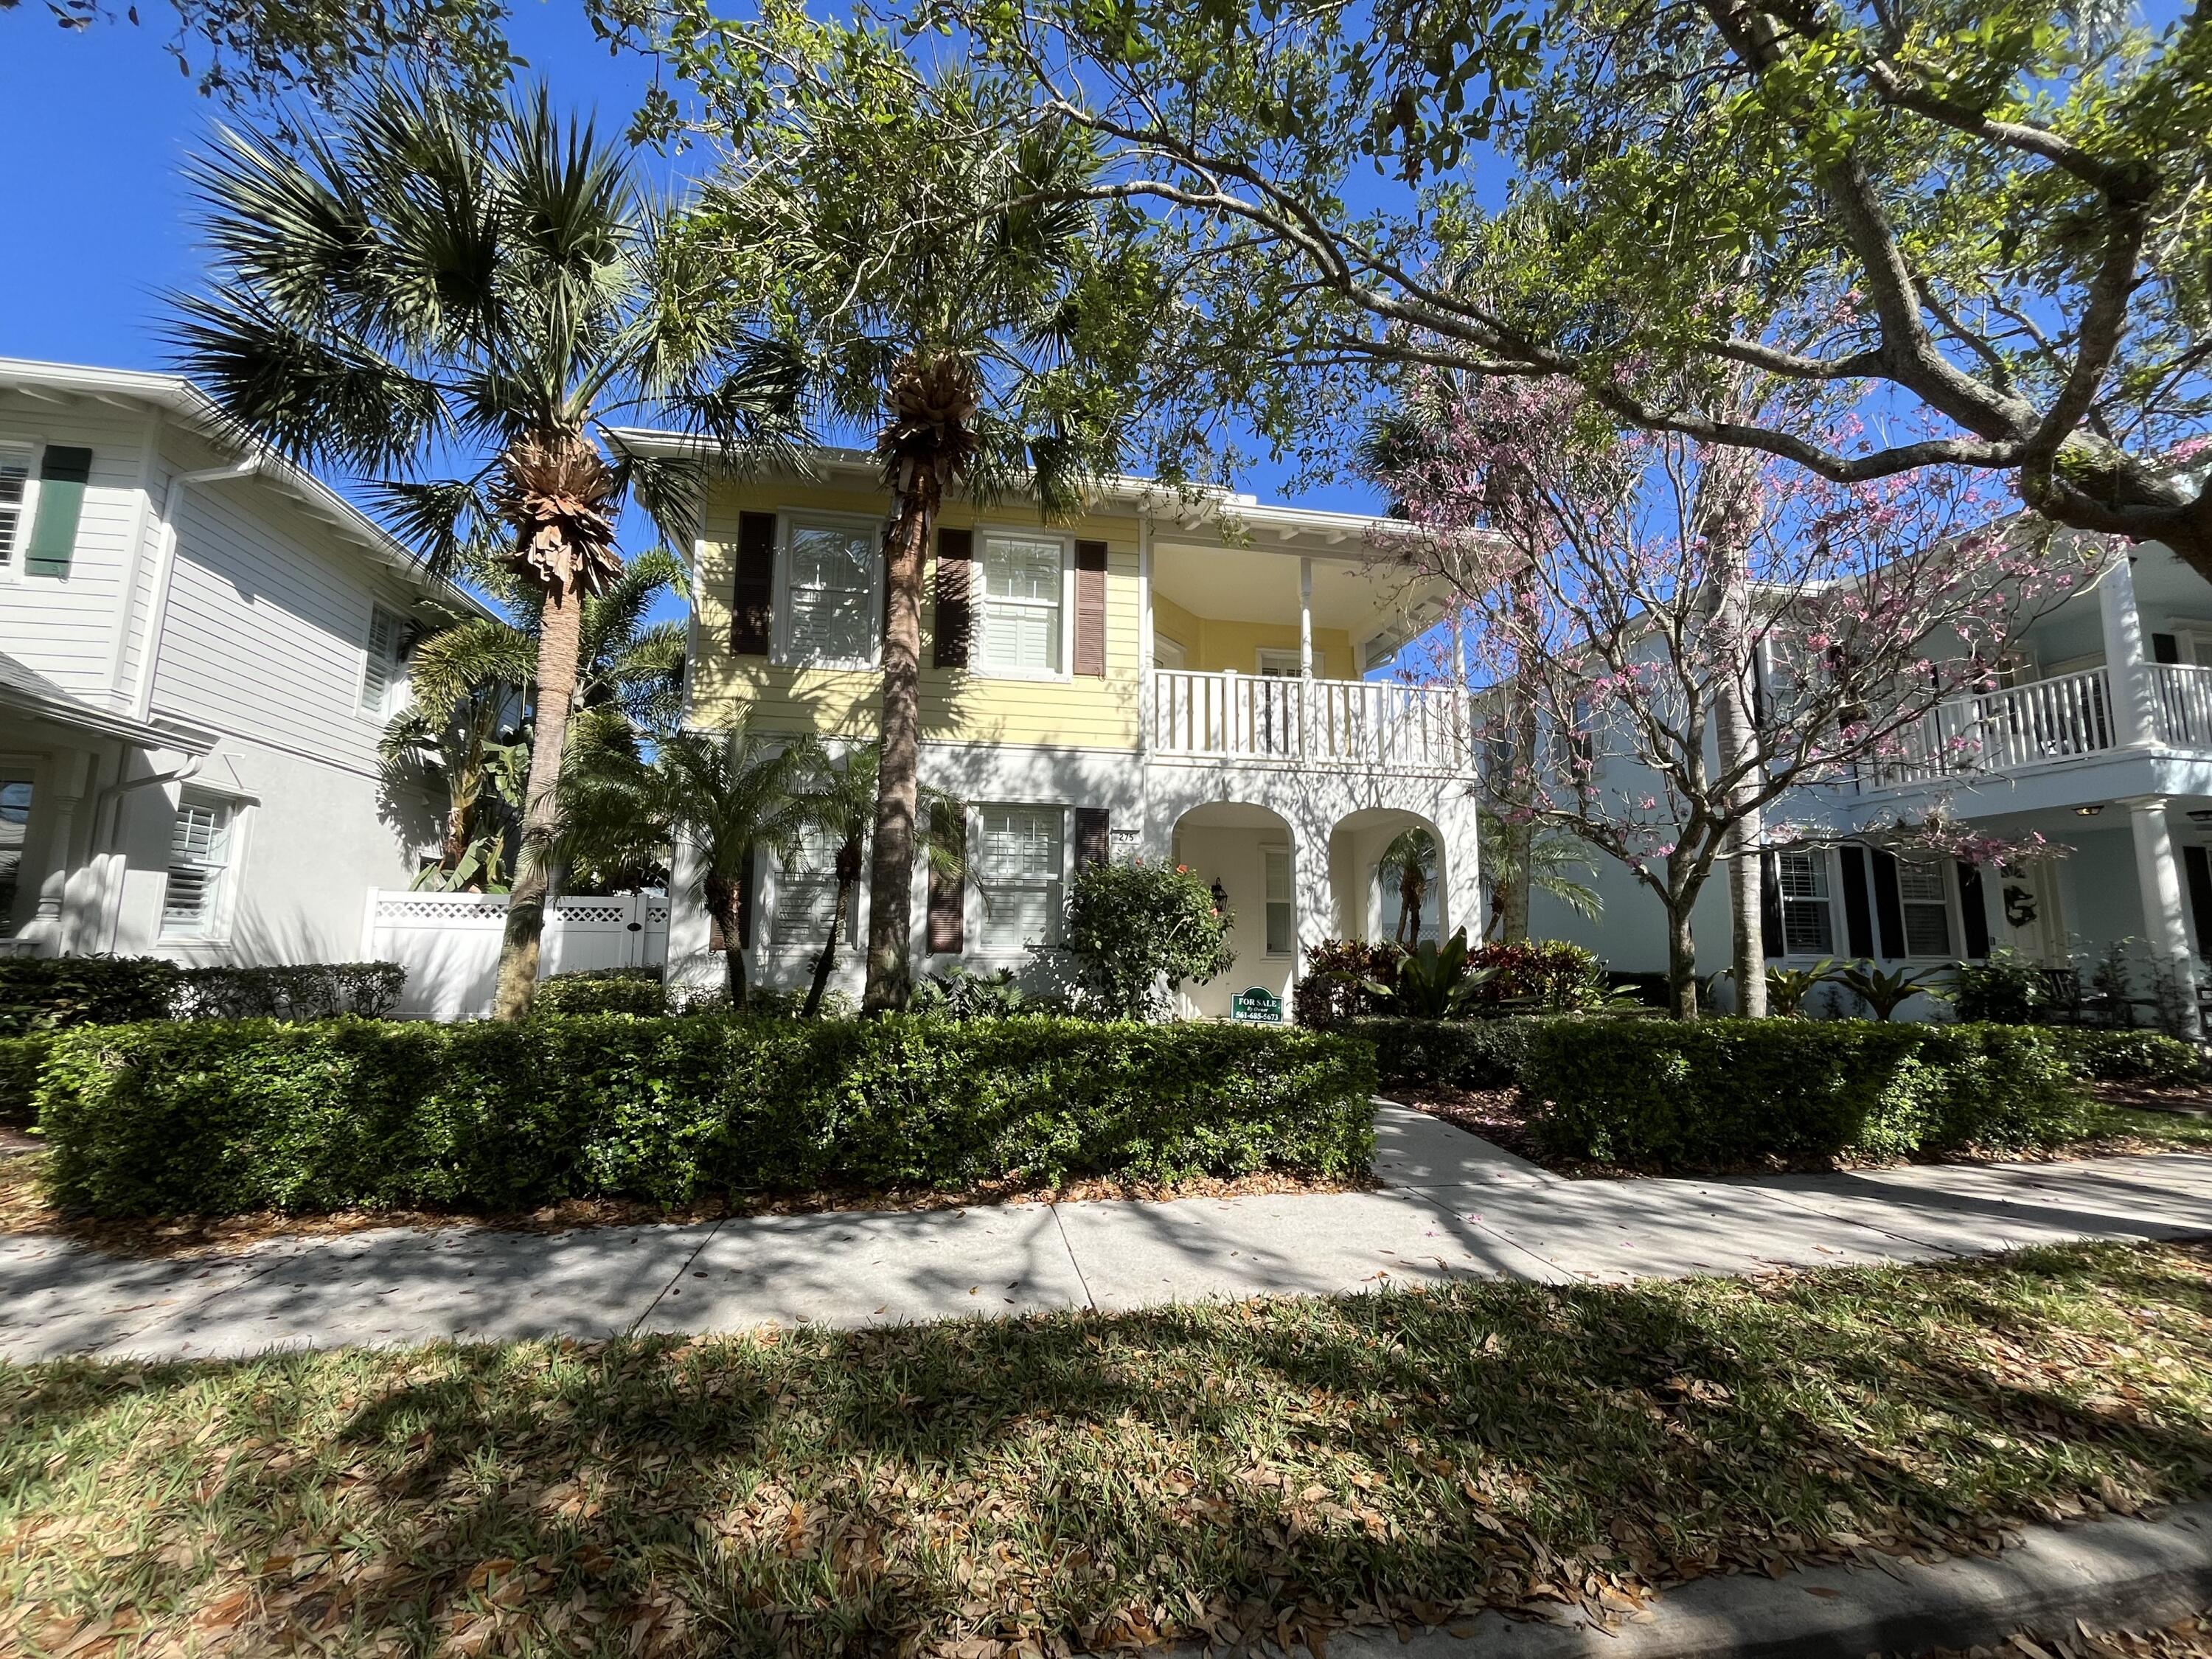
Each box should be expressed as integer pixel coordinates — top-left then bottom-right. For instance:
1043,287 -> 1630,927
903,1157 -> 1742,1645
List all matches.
977,804 -> 1063,951
976,535 -> 1065,676
162,796 -> 232,938
1896,860 -> 1954,958
358,607 -> 408,717
1775,849 -> 1837,955
773,826 -> 841,947
0,768 -> 32,937
0,448 -> 30,570
779,519 -> 880,668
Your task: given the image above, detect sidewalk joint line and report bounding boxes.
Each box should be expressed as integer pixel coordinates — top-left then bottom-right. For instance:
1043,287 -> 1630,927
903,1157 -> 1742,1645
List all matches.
1048,1203 -> 1097,1312
626,1217 -> 727,1338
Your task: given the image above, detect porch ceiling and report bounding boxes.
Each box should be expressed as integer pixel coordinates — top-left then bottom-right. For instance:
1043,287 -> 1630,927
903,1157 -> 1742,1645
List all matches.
1150,542 -> 1448,644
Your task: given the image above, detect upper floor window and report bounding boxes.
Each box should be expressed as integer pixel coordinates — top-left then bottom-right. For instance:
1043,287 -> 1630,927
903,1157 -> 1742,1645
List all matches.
359,606 -> 408,718
977,804 -> 1063,950
0,447 -> 29,571
1897,860 -> 1953,957
162,796 -> 233,939
780,519 -> 881,669
976,535 -> 1065,677
1775,850 -> 1835,955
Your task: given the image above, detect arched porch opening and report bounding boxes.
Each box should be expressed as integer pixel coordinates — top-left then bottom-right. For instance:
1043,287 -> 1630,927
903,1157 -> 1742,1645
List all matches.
1169,801 -> 1298,1020
1329,807 -> 1452,947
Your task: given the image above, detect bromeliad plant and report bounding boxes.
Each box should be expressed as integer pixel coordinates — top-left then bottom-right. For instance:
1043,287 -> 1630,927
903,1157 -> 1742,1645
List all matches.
1834,961 -> 1952,1023
172,78 -> 801,1018
1762,959 -> 1840,1019
1362,930 -> 1500,1020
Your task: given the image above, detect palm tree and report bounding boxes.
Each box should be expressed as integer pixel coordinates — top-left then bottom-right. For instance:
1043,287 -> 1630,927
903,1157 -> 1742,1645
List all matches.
171,78 -> 799,1018
378,690 -> 521,892
698,49 -> 1150,1012
557,728 -> 813,1009
787,744 -> 964,1019
1376,827 -> 1436,947
1478,807 -> 1602,940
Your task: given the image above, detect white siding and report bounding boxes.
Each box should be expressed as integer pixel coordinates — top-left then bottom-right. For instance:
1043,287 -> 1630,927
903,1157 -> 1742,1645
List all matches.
0,393 -> 153,705
149,462 -> 418,776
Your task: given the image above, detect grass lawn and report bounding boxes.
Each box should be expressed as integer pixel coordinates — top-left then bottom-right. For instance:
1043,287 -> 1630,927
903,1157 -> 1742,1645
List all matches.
5,1243 -> 2212,1658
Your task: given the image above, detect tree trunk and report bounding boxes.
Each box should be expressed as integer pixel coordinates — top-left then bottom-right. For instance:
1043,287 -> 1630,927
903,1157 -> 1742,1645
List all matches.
1499,568 -> 1540,943
1714,627 -> 1766,1018
1697,439 -> 1767,1018
1664,870 -> 1700,1021
702,870 -> 747,1012
490,589 -> 583,1020
804,872 -> 858,1018
862,456 -> 938,1015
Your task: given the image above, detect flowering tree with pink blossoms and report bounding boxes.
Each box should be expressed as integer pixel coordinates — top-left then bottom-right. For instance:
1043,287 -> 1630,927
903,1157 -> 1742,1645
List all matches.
1366,378 -> 2091,1018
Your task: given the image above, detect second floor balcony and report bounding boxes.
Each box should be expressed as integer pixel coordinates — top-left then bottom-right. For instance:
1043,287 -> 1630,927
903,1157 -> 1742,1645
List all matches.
1146,667 -> 1470,773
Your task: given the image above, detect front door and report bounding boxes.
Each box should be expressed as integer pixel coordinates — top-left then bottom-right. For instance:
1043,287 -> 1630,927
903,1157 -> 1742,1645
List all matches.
1996,854 -> 2069,966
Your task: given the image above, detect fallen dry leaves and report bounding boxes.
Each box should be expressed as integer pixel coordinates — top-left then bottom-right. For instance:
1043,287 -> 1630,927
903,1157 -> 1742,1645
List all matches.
1903,1607 -> 2212,1657
1,1242 -> 2210,1658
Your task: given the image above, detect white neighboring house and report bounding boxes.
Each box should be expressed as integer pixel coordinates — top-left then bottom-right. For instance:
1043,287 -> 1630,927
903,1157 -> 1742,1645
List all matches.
0,358 -> 487,964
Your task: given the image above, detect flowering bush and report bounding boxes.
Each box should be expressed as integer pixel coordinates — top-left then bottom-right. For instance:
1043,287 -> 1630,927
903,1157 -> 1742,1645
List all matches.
1059,860 -> 1234,1020
1293,940 -> 1399,1026
1463,940 -> 1604,1010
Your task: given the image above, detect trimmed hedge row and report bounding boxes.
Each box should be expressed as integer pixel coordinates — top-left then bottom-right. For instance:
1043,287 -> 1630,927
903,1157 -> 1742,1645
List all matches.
2045,1028 -> 2205,1085
0,956 -> 404,1034
533,969 -> 667,1017
35,1015 -> 1377,1218
1520,1019 -> 2093,1169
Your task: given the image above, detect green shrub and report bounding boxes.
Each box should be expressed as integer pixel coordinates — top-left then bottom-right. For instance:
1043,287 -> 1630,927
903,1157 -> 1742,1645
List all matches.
1951,948 -> 2047,1024
0,956 -> 405,1032
1521,1018 -> 2091,1170
1465,940 -> 1606,1010
1294,941 -> 1398,1027
174,962 -> 406,1020
38,1016 -> 1377,1217
1352,1016 -> 1550,1091
2047,1028 -> 2205,1085
0,1034 -> 53,1127
1060,860 -> 1234,1018
0,956 -> 181,1034
535,969 -> 668,1017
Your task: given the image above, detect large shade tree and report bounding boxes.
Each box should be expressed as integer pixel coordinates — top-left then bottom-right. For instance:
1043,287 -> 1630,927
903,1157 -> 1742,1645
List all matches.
171,78 -> 799,1016
677,10 -> 1160,1011
925,0 -> 2212,569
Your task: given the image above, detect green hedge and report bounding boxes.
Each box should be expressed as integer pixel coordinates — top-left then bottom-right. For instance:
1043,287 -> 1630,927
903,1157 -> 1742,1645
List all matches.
1522,1019 -> 2093,1170
2045,1029 -> 2205,1085
0,1034 -> 52,1128
35,1015 -> 1377,1218
1352,1017 -> 1550,1091
0,956 -> 405,1034
533,969 -> 668,1017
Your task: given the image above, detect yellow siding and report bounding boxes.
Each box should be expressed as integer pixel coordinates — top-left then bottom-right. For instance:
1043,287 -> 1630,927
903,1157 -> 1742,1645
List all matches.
690,479 -> 1141,748
1151,593 -> 1354,679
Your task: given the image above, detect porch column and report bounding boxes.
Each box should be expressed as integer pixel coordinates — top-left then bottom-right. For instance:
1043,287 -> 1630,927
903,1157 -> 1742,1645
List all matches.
1293,821 -> 1334,959
1138,510 -> 1155,751
2125,796 -> 2201,1037
1298,557 -> 1315,757
15,751 -> 90,953
2098,551 -> 2160,748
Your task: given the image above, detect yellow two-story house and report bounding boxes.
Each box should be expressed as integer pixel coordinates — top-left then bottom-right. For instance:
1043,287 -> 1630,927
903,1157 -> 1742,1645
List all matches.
611,438 -> 1482,1017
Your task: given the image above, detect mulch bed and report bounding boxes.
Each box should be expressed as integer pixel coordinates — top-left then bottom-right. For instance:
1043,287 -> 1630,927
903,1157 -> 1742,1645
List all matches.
0,1141 -> 1374,1259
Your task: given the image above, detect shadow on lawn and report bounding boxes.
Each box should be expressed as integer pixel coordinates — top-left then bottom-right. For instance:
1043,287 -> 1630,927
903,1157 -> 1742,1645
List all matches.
7,1244 -> 2212,1657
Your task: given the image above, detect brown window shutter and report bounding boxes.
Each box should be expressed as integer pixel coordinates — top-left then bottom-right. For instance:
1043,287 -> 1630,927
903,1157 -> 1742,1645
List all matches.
927,801 -> 965,952
933,527 -> 974,669
735,844 -> 757,949
1074,539 -> 1108,677
1074,807 -> 1110,870
730,511 -> 776,655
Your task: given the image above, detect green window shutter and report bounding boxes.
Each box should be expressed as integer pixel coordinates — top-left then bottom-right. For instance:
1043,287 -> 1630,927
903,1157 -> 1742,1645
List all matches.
25,447 -> 92,577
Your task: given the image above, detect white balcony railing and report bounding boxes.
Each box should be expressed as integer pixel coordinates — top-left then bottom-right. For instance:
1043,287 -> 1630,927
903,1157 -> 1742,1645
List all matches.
1149,668 -> 1469,772
2149,662 -> 2212,748
1874,667 -> 2117,785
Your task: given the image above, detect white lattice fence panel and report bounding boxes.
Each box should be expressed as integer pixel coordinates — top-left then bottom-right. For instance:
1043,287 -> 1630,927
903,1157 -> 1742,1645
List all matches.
365,891 -> 669,1020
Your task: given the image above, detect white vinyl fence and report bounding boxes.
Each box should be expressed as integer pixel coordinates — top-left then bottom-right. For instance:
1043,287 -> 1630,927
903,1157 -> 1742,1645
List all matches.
361,891 -> 671,1021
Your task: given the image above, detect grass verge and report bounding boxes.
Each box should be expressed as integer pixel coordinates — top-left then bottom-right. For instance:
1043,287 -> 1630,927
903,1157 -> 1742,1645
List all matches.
6,1242 -> 2212,1657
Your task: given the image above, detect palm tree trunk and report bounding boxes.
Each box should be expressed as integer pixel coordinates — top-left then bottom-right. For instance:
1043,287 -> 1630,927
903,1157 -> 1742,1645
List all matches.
862,456 -> 938,1014
804,875 -> 857,1018
491,589 -> 583,1020
701,871 -> 748,1011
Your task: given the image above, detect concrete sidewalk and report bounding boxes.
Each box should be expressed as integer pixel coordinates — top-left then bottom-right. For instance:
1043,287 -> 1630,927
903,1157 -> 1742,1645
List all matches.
5,1104 -> 2212,1363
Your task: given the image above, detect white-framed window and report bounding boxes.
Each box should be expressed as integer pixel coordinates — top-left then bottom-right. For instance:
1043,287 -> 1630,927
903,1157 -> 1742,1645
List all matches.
773,826 -> 841,947
1775,849 -> 1836,955
778,516 -> 882,669
0,767 -> 32,936
161,796 -> 233,939
975,532 -> 1068,678
359,606 -> 409,718
1897,859 -> 1954,958
1265,847 -> 1295,956
0,445 -> 31,573
977,804 -> 1064,951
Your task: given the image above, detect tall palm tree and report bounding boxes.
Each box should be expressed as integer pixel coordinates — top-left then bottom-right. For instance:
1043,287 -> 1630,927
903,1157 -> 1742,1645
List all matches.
1377,827 -> 1436,947
1478,807 -> 1603,940
170,78 -> 799,1017
557,728 -> 813,1008
696,48 -> 1151,1012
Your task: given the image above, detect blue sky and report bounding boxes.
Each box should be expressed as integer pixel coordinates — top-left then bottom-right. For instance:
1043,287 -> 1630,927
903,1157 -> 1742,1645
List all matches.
0,2 -> 1385,634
